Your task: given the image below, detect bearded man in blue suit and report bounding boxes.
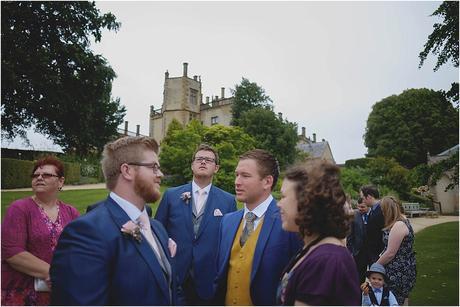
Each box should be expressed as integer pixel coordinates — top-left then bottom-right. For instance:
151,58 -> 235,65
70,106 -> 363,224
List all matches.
155,144 -> 237,305
214,149 -> 302,305
51,136 -> 177,305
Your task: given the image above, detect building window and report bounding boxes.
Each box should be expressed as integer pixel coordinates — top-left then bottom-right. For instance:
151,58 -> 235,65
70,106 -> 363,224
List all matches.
189,88 -> 198,105
211,116 -> 219,125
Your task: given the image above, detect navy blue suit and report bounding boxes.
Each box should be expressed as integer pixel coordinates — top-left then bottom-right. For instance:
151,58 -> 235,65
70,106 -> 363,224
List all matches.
365,202 -> 384,265
213,199 -> 302,305
155,183 -> 237,302
347,209 -> 367,282
50,197 -> 177,305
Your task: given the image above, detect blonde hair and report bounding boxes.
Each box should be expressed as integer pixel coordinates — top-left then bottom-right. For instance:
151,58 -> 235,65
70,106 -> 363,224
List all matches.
380,196 -> 405,230
101,136 -> 159,190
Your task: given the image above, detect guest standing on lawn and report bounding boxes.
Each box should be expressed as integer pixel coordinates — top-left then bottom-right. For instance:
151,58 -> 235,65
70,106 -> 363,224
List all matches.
276,160 -> 361,305
1,156 -> 80,305
376,196 -> 416,305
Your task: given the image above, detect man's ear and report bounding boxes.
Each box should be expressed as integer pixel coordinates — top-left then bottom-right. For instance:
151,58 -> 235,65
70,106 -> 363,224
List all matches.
120,163 -> 135,181
263,175 -> 274,191
214,164 -> 220,174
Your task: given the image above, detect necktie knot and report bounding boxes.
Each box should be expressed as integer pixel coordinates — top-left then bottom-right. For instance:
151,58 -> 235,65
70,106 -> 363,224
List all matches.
138,212 -> 150,230
374,288 -> 382,293
245,212 -> 257,223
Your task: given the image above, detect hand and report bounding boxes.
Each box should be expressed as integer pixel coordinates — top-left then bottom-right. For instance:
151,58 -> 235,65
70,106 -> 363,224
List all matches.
45,275 -> 52,290
360,282 -> 370,295
168,238 -> 177,258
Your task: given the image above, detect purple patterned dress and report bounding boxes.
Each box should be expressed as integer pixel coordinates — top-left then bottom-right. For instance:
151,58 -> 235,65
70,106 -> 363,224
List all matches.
1,197 -> 79,305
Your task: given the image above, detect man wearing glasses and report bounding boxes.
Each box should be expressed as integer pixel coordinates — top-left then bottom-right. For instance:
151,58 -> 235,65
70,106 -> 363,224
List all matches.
155,144 -> 237,305
51,136 -> 178,305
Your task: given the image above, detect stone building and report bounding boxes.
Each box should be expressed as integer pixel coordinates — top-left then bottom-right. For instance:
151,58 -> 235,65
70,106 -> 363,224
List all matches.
427,145 -> 459,214
149,63 -> 233,143
149,63 -> 335,164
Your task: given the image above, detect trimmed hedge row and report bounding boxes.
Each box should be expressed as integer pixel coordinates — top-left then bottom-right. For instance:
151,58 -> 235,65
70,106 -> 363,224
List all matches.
1,158 -> 80,189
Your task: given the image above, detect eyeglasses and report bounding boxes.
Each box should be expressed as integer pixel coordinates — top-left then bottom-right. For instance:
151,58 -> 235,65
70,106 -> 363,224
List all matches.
194,157 -> 216,164
31,173 -> 60,179
127,162 -> 162,174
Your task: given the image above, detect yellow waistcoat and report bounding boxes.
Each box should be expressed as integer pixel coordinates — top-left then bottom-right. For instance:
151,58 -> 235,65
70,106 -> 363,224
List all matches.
225,217 -> 264,306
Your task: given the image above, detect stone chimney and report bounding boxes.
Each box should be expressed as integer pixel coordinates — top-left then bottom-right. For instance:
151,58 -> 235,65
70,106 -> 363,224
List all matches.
301,127 -> 306,137
278,112 -> 283,120
193,75 -> 197,81
206,96 -> 210,103
165,70 -> 169,79
313,133 -> 316,143
322,138 -> 325,142
221,87 -> 225,99
183,62 -> 188,77
124,121 -> 128,135
215,95 -> 219,101
136,125 -> 140,136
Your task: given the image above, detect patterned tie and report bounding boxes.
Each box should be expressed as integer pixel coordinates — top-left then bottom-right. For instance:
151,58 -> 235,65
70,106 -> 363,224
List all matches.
138,212 -> 165,269
240,212 -> 257,247
195,189 -> 207,214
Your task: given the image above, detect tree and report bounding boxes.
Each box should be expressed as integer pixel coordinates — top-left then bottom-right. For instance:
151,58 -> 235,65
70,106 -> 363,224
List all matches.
1,1 -> 125,155
364,88 -> 458,168
238,107 -> 299,168
418,1 -> 459,106
159,120 -> 256,192
230,77 -> 272,126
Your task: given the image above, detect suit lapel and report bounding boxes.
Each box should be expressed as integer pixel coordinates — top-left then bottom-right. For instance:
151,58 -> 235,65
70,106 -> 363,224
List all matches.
222,211 -> 243,265
251,199 -> 277,281
105,197 -> 169,302
180,183 -> 194,235
195,185 -> 216,239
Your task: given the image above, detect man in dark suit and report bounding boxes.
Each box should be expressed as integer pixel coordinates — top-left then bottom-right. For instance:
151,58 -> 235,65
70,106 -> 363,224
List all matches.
213,149 -> 302,305
360,184 -> 384,266
155,144 -> 237,305
347,197 -> 369,283
51,136 -> 177,305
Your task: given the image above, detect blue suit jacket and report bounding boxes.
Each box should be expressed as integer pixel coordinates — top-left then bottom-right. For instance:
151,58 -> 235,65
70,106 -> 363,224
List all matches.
155,183 -> 237,300
50,197 -> 177,305
213,199 -> 303,305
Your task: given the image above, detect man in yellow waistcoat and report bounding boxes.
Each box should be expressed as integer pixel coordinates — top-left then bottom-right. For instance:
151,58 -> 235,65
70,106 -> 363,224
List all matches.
213,149 -> 303,305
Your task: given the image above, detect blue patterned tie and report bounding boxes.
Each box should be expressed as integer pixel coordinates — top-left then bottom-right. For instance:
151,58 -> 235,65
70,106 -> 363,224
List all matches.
240,212 -> 257,247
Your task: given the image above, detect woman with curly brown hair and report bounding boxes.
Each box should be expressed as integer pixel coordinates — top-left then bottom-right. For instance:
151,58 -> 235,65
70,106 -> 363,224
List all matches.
276,159 -> 361,305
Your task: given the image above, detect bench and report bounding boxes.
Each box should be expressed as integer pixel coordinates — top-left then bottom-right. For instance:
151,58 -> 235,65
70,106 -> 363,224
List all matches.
402,203 -> 438,218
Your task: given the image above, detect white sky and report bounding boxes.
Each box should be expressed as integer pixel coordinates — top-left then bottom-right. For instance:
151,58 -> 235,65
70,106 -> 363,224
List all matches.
3,1 -> 458,163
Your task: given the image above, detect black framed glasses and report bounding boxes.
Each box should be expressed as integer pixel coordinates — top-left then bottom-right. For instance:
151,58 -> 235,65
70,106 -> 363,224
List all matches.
194,157 -> 216,164
31,173 -> 60,179
127,162 -> 162,174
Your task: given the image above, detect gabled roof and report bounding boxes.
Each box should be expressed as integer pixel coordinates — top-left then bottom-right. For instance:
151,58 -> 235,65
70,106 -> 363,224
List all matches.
436,144 -> 459,157
296,140 -> 335,163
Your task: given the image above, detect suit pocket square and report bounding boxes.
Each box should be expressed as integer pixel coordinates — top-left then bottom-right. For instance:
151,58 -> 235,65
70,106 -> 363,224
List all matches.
213,209 -> 223,217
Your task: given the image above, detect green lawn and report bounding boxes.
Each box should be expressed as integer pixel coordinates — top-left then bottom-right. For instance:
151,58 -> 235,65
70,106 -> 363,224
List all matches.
411,221 -> 459,306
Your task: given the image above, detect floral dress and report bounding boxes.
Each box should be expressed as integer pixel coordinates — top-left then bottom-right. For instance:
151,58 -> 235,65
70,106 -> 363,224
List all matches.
382,219 -> 416,305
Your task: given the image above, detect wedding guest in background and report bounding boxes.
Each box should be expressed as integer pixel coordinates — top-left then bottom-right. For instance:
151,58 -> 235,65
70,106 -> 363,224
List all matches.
276,160 -> 360,305
1,156 -> 79,305
51,136 -> 177,305
213,149 -> 302,305
376,196 -> 416,305
360,184 -> 384,266
155,144 -> 236,305
347,197 -> 369,283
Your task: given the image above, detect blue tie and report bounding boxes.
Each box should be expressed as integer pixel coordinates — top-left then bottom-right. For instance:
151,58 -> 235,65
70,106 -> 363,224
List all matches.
374,288 -> 382,293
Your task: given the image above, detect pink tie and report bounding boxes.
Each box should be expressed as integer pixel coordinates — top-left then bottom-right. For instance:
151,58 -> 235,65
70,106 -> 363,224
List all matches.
138,212 -> 162,260
196,189 -> 207,214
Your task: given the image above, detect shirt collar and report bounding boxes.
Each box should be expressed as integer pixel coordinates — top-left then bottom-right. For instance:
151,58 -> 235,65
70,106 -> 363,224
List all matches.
243,194 -> 273,219
110,191 -> 148,221
371,201 -> 380,211
372,286 -> 383,293
192,180 -> 212,195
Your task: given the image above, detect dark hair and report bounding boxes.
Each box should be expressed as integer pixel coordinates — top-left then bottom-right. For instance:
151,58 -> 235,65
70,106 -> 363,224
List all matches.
239,149 -> 279,190
192,143 -> 219,164
357,197 -> 363,204
32,156 -> 65,177
360,184 -> 380,199
284,160 -> 351,239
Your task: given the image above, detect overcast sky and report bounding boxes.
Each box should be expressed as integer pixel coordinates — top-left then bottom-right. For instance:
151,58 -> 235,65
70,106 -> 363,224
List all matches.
3,1 -> 458,164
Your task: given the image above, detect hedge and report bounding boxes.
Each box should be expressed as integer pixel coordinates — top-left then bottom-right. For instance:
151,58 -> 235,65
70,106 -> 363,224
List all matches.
1,158 -> 80,189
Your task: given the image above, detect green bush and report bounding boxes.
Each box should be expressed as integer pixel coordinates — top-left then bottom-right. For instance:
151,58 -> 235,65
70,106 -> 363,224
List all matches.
63,162 -> 80,184
1,158 -> 80,188
1,158 -> 34,189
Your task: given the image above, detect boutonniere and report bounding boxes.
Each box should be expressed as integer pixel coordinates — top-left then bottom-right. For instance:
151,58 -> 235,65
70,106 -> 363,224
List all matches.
181,191 -> 192,204
121,221 -> 142,243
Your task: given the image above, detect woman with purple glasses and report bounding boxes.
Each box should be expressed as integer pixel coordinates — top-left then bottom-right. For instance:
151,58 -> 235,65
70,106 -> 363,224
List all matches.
2,156 -> 79,305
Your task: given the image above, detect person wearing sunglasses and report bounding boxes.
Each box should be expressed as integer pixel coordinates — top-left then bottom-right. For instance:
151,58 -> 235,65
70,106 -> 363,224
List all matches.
155,143 -> 237,305
1,156 -> 80,305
